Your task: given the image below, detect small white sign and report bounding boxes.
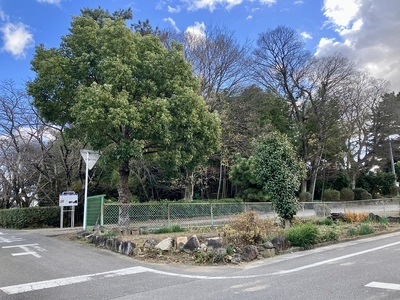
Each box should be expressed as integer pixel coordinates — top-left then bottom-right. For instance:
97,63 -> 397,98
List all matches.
59,193 -> 78,207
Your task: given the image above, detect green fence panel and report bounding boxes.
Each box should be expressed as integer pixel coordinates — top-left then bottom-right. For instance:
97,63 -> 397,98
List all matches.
86,194 -> 105,228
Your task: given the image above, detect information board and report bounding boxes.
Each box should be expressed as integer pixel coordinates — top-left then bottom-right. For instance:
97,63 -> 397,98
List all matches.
59,193 -> 78,207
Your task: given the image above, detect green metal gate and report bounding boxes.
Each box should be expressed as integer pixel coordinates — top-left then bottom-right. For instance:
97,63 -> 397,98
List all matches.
85,194 -> 105,229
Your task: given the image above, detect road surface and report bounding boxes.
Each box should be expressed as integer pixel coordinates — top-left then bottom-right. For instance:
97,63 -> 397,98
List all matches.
1,228 -> 400,299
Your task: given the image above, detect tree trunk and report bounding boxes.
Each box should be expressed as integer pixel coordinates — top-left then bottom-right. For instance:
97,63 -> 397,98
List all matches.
118,160 -> 131,226
309,169 -> 318,201
184,171 -> 194,201
221,165 -> 228,199
217,159 -> 223,200
284,218 -> 291,229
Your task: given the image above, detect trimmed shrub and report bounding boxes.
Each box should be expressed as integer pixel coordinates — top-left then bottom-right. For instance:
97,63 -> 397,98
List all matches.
321,189 -> 340,202
286,222 -> 319,249
353,188 -> 372,200
340,188 -> 354,201
0,207 -> 60,229
299,192 -> 312,202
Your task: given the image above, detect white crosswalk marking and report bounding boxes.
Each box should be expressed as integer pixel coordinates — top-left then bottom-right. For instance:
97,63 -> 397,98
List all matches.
2,244 -> 46,258
0,236 -> 25,243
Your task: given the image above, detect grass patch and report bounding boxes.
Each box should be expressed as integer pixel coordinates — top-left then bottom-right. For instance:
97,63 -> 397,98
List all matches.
358,224 -> 374,235
286,222 -> 319,249
379,216 -> 389,225
153,224 -> 186,234
102,230 -> 116,237
318,227 -> 339,242
314,218 -> 334,226
347,227 -> 358,237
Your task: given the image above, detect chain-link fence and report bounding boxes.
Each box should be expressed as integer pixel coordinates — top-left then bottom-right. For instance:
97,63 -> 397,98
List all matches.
103,202 -> 274,229
99,198 -> 400,230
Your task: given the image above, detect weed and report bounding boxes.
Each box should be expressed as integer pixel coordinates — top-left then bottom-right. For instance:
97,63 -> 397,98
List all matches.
358,224 -> 374,235
223,211 -> 274,246
194,250 -> 225,264
347,227 -> 358,237
153,224 -> 186,234
315,218 -> 333,226
344,211 -> 368,222
286,222 -> 319,249
379,217 -> 389,225
318,227 -> 339,242
102,230 -> 116,237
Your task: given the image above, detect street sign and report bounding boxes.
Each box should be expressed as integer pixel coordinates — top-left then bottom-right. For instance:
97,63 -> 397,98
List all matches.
80,149 -> 100,170
80,149 -> 101,230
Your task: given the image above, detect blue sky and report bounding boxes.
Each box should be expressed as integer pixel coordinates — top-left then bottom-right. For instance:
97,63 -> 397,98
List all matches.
1,0 -> 400,92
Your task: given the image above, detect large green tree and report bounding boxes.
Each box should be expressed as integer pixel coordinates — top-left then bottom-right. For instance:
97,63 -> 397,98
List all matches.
253,132 -> 305,227
27,8 -> 220,214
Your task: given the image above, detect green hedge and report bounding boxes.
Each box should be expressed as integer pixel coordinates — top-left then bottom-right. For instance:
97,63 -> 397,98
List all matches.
322,189 -> 340,202
0,207 -> 60,229
340,188 -> 355,201
353,188 -> 372,200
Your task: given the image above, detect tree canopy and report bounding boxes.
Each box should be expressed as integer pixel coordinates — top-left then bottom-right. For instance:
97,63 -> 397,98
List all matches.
27,8 -> 220,205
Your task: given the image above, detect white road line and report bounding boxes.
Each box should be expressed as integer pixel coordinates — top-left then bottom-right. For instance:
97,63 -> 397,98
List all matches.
0,266 -> 149,295
274,240 -> 400,275
366,282 -> 400,291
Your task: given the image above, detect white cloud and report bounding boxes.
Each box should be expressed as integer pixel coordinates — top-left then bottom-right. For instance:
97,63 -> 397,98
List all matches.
317,0 -> 400,93
183,0 -> 244,12
1,22 -> 34,59
246,15 -> 253,20
0,9 -> 7,22
322,0 -> 360,29
163,17 -> 180,32
294,0 -> 304,4
301,31 -> 312,39
168,5 -> 181,13
36,0 -> 61,4
180,0 -> 275,11
185,22 -> 206,49
260,0 -> 276,6
185,21 -> 206,39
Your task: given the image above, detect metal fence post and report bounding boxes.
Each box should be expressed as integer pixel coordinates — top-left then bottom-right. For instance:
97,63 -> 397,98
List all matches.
383,199 -> 387,217
167,203 -> 171,227
100,196 -> 104,226
210,202 -> 214,227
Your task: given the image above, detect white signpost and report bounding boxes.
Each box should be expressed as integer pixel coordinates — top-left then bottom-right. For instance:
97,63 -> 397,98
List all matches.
59,191 -> 78,228
80,149 -> 100,230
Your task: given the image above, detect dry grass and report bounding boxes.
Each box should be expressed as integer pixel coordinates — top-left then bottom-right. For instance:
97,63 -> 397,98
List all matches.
344,211 -> 369,222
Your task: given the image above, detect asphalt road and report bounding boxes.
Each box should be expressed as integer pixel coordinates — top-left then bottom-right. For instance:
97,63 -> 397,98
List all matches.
1,228 -> 400,300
